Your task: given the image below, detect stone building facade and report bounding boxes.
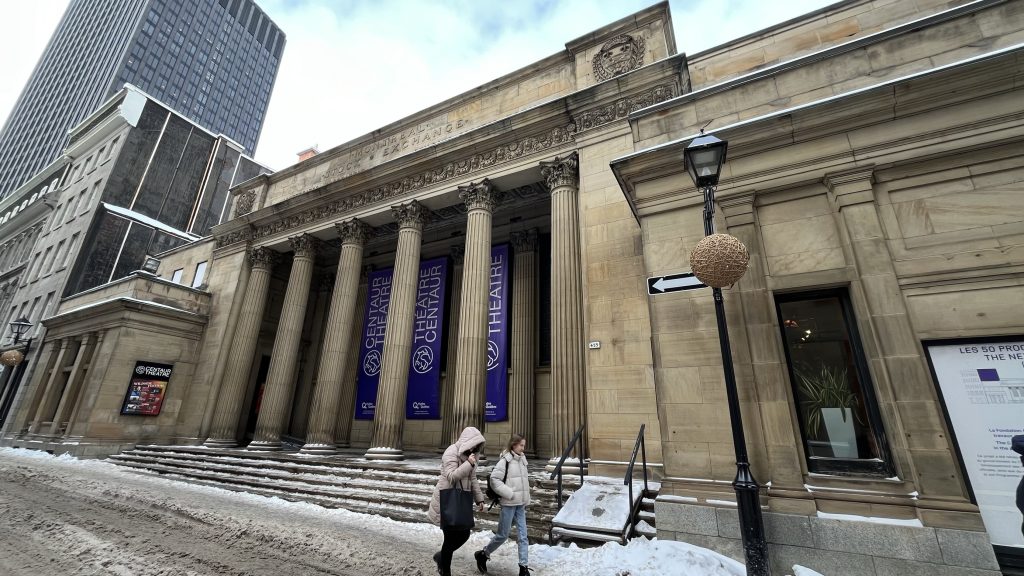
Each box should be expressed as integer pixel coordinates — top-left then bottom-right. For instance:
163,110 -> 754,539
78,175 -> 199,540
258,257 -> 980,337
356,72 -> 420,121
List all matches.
3,1 -> 1023,573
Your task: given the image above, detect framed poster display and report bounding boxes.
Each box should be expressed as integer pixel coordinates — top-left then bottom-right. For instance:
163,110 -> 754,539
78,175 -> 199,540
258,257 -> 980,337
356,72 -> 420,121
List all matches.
120,361 -> 174,416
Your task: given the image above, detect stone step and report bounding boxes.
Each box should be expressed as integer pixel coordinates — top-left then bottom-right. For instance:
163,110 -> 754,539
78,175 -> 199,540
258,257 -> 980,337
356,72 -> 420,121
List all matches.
550,526 -> 625,546
106,445 -> 572,542
110,451 -> 570,508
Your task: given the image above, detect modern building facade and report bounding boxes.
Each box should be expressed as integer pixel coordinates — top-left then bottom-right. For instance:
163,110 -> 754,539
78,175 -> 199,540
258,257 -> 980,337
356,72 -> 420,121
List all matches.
0,83 -> 267,434
2,1 -> 1023,574
0,0 -> 284,200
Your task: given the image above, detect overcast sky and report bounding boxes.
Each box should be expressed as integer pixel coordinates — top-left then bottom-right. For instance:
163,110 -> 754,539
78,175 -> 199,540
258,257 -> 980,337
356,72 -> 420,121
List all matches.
0,0 -> 834,172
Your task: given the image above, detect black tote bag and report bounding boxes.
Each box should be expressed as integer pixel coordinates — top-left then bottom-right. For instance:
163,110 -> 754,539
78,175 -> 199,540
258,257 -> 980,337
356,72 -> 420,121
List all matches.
439,486 -> 475,530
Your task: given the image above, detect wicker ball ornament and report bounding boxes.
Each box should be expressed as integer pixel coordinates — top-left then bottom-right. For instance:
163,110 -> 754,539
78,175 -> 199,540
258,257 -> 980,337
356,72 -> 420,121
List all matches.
689,233 -> 750,288
0,349 -> 25,367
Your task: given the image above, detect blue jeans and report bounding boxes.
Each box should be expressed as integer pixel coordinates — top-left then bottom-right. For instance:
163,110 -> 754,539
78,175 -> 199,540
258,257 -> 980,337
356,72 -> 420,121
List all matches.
483,504 -> 528,566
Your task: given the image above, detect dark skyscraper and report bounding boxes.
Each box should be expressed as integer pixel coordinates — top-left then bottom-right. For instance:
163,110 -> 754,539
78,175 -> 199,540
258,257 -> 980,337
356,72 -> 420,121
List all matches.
0,0 -> 285,200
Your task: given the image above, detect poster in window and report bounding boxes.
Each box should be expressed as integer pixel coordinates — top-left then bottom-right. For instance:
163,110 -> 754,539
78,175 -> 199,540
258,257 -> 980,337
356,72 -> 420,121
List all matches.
926,340 -> 1024,548
120,361 -> 174,416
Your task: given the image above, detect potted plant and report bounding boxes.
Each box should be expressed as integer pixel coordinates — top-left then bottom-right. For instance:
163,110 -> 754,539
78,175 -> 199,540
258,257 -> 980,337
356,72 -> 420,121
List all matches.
794,363 -> 862,459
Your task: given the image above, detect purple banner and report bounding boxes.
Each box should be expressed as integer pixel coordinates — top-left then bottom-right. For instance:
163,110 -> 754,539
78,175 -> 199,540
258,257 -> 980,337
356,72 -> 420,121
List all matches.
406,257 -> 448,419
355,267 -> 393,420
485,244 -> 510,421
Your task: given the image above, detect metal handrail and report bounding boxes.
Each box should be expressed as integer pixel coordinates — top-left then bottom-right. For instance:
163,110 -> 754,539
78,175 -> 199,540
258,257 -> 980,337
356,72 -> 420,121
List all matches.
624,424 -> 649,537
549,423 -> 586,512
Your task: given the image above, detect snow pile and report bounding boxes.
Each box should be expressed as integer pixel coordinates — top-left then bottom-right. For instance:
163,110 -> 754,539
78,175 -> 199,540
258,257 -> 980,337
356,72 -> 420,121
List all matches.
530,538 -> 745,576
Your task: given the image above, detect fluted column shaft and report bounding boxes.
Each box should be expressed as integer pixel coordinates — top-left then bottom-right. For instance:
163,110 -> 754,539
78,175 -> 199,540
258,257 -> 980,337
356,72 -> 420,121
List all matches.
450,181 -> 502,442
64,331 -> 105,439
48,333 -> 97,436
366,202 -> 429,460
29,339 -> 71,434
439,246 -> 465,448
509,229 -> 538,454
206,247 -> 278,446
542,153 -> 587,463
335,266 -> 370,447
250,235 -> 318,450
302,220 -> 368,453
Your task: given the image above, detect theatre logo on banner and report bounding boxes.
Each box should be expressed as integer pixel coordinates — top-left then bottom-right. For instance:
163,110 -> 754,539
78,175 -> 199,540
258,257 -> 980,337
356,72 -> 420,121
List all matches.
355,268 -> 393,419
925,338 -> 1024,549
485,244 -> 510,421
407,257 -> 448,419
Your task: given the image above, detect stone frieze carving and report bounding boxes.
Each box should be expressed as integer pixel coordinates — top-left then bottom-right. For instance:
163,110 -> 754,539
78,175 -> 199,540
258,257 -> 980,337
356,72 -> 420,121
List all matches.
214,226 -> 253,249
240,84 -> 674,243
574,84 -> 676,133
251,123 -> 575,242
593,34 -> 646,81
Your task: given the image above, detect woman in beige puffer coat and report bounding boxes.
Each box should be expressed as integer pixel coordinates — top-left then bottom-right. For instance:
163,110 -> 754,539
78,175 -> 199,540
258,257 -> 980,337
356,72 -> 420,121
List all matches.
428,426 -> 485,576
473,434 -> 532,576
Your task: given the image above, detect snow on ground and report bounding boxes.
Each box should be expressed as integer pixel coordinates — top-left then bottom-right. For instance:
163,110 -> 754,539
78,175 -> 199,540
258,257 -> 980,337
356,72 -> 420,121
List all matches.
0,447 -> 811,575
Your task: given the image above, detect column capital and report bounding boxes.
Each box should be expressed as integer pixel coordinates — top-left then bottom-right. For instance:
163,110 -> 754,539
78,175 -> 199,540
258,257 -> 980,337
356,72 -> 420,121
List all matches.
250,246 -> 279,270
458,179 -> 502,212
392,200 -> 430,231
336,218 -> 370,246
824,166 -> 876,208
450,245 -> 465,265
289,234 -> 319,259
511,229 -> 539,253
540,152 -> 579,190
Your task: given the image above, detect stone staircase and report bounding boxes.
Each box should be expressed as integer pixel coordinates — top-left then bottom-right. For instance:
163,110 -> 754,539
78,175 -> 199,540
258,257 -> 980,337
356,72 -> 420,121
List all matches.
547,477 -> 660,546
105,445 -> 577,542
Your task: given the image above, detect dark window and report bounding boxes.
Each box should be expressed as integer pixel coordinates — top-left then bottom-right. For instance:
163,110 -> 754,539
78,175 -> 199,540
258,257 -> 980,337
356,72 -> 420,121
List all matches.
776,289 -> 893,476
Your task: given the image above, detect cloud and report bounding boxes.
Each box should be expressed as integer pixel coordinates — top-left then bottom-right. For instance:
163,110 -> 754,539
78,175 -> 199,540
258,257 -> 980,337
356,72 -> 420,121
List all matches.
0,0 -> 835,174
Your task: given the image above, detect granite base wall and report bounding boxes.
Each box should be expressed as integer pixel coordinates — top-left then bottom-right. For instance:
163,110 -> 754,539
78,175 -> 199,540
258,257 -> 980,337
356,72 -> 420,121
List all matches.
655,501 -> 1001,575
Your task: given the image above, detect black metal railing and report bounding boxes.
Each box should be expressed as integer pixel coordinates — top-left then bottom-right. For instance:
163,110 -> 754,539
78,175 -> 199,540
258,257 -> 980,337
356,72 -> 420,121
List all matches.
549,423 -> 586,512
624,424 -> 649,538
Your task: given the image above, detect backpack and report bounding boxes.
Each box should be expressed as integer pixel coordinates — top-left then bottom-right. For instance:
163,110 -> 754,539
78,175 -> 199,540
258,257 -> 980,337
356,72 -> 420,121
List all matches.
485,456 -> 510,509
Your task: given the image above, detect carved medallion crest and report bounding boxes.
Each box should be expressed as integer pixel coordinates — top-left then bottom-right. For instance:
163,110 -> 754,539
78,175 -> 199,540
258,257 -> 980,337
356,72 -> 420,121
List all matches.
592,34 -> 645,81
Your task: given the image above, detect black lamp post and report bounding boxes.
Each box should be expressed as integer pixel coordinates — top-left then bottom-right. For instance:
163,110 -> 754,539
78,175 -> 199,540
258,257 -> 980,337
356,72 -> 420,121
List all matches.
684,132 -> 771,575
0,316 -> 34,428
10,316 -> 32,344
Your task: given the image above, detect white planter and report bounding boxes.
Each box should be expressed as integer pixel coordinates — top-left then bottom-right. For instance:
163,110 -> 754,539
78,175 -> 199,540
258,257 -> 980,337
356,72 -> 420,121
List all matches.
821,407 -> 858,459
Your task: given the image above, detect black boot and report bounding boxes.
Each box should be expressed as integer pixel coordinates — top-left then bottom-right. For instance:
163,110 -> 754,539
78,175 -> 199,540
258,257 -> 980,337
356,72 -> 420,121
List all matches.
518,565 -> 532,576
474,550 -> 488,573
433,552 -> 451,576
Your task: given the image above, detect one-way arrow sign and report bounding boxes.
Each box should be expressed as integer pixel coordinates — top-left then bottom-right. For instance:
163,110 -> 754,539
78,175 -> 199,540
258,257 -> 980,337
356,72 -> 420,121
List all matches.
647,272 -> 707,295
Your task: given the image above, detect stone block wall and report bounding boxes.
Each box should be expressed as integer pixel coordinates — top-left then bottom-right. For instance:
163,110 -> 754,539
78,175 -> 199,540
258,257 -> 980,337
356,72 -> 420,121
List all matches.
655,500 -> 1002,575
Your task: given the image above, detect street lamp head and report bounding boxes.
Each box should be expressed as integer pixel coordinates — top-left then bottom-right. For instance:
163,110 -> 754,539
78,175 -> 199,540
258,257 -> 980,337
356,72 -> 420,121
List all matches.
684,132 -> 728,189
10,316 -> 32,342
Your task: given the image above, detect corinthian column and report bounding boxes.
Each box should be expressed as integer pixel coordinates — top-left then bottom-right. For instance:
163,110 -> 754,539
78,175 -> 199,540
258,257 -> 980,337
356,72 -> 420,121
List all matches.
302,220 -> 369,453
366,201 -> 429,460
335,265 -> 371,447
541,152 -> 587,465
206,247 -> 278,447
450,181 -> 502,441
439,245 -> 465,449
509,229 -> 538,455
249,234 -> 318,450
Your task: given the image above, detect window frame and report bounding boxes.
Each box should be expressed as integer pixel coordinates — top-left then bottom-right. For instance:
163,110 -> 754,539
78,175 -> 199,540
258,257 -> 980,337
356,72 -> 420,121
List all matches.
774,287 -> 895,477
